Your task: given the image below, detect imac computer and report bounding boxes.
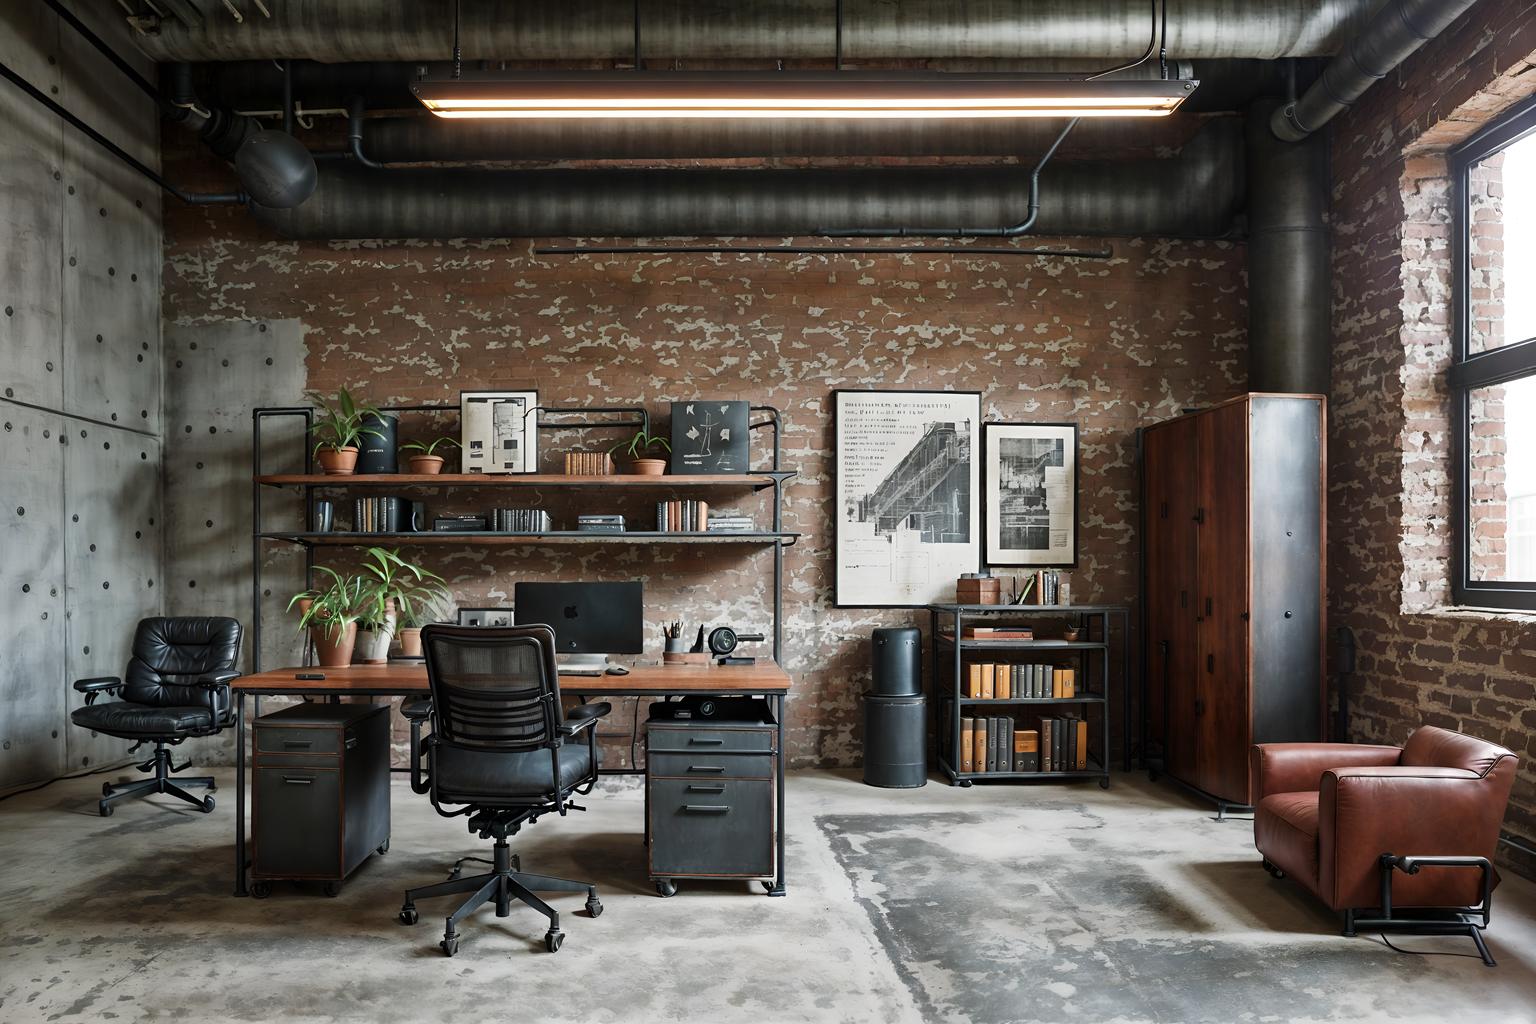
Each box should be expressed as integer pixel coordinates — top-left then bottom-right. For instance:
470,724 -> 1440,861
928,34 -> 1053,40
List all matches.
513,581 -> 644,675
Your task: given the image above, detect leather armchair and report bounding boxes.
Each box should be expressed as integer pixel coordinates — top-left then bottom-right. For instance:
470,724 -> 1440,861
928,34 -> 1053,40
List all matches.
1252,726 -> 1517,959
70,616 -> 243,816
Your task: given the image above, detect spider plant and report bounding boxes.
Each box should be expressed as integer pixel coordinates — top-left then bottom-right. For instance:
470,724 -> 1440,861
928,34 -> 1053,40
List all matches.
609,428 -> 672,460
354,547 -> 447,628
287,566 -> 365,642
400,436 -> 461,456
306,386 -> 385,455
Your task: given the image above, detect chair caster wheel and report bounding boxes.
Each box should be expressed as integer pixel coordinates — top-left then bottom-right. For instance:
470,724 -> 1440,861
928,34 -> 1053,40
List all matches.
323,881 -> 341,898
655,880 -> 676,898
958,779 -> 974,788
102,782 -> 114,797
1262,859 -> 1286,880
586,897 -> 603,918
376,838 -> 389,855
440,935 -> 459,957
99,803 -> 114,817
447,869 -> 461,880
1099,777 -> 1110,790
250,882 -> 272,899
512,855 -> 521,871
398,906 -> 418,925
545,930 -> 564,953
202,796 -> 216,813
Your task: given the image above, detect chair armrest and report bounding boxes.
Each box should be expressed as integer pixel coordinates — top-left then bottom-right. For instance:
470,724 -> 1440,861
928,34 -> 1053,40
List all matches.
401,696 -> 433,721
191,670 -> 240,724
1250,742 -> 1401,800
559,701 -> 611,736
195,670 -> 241,687
401,698 -> 434,795
73,676 -> 122,706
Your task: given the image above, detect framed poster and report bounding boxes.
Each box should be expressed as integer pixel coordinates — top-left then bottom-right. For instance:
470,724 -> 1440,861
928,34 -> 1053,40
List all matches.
457,607 -> 512,627
982,422 -> 1078,567
833,389 -> 981,607
460,390 -> 538,474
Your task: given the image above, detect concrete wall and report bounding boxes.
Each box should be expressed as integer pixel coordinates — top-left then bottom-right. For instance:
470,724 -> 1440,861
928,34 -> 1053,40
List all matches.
0,3 -> 164,791
1328,0 -> 1536,873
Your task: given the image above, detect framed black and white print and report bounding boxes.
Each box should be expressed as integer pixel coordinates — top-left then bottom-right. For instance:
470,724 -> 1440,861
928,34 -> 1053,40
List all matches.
833,389 -> 982,607
457,607 -> 512,627
982,422 -> 1078,568
460,390 -> 538,474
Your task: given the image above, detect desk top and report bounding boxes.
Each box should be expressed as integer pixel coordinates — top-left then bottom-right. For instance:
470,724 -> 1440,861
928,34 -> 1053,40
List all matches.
234,662 -> 791,697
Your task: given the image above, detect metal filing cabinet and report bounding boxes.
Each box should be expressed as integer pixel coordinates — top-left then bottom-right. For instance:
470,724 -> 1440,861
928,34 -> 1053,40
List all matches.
646,699 -> 777,898
250,703 -> 391,898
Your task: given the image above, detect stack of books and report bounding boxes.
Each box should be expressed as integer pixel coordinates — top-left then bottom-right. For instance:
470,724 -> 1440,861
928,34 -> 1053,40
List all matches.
491,508 -> 552,533
576,514 -> 625,533
965,663 -> 1076,699
352,497 -> 407,533
957,716 -> 1088,773
704,509 -> 755,533
656,500 -> 709,532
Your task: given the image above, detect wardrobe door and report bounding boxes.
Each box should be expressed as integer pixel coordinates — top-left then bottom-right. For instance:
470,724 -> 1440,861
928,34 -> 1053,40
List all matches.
1195,400 -> 1252,804
1143,416 -> 1200,781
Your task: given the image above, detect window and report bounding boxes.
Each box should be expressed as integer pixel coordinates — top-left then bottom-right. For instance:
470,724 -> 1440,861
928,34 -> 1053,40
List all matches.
1451,96 -> 1536,610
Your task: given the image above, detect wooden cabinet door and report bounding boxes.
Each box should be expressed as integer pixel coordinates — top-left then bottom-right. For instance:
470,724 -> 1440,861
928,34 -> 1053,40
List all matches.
1195,401 -> 1252,804
1142,416 -> 1199,781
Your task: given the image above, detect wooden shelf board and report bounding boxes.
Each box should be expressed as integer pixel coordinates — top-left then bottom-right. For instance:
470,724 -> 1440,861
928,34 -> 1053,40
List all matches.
937,639 -> 1107,651
257,531 -> 797,547
256,472 -> 794,490
944,695 -> 1105,704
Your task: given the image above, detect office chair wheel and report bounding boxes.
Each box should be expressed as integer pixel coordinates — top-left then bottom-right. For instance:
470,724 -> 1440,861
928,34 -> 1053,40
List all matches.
398,906 -> 418,925
585,896 -> 603,918
250,882 -> 272,899
376,838 -> 389,855
198,795 -> 215,813
99,803 -> 114,817
655,879 -> 676,898
440,935 -> 460,957
545,929 -> 564,953
323,881 -> 342,898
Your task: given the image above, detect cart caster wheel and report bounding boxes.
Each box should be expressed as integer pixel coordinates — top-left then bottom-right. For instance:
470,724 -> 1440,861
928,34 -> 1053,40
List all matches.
323,881 -> 341,898
655,880 -> 677,898
959,780 -> 974,788
545,930 -> 564,953
376,838 -> 389,855
586,896 -> 603,918
98,803 -> 114,817
440,935 -> 459,957
202,796 -> 216,813
102,782 -> 114,797
512,855 -> 521,871
399,906 -> 418,925
1098,777 -> 1110,790
250,882 -> 272,899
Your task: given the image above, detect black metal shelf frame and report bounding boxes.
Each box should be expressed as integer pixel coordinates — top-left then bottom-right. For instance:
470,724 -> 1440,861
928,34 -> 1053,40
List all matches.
926,603 -> 1131,788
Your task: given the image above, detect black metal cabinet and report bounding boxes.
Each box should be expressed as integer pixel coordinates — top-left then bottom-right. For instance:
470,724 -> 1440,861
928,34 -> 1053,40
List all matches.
646,701 -> 777,897
251,702 -> 390,896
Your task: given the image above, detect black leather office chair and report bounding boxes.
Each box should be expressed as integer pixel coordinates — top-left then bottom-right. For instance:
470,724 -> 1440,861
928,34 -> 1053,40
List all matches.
71,616 -> 243,817
399,623 -> 610,955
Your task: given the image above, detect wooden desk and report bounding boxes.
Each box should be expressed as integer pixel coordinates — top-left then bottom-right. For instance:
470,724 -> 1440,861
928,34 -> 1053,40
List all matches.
229,663 -> 791,898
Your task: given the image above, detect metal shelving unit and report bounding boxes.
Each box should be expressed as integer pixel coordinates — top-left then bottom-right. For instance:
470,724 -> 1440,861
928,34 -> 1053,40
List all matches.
927,603 -> 1130,788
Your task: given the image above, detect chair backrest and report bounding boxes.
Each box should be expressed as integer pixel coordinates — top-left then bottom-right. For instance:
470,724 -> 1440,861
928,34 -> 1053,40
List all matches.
420,623 -> 563,752
122,616 -> 243,707
1400,725 -> 1514,777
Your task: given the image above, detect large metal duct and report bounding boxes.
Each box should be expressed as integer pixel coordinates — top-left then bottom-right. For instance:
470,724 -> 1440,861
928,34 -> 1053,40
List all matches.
1247,99 -> 1330,394
251,117 -> 1241,240
1271,0 -> 1481,140
132,1 -> 1381,63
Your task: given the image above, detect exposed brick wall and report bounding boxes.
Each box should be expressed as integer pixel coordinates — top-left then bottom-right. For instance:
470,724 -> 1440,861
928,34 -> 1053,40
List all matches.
162,134 -> 1246,769
1329,0 -> 1536,872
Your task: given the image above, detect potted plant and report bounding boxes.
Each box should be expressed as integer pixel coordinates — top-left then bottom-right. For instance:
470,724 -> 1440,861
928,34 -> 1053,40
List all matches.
288,567 -> 364,668
354,547 -> 447,664
611,428 -> 671,476
307,386 -> 385,476
396,589 -> 453,658
400,435 -> 460,475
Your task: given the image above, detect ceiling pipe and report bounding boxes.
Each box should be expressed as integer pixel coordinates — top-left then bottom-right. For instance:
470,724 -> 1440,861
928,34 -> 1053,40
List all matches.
1271,0 -> 1483,140
127,0 -> 1380,63
249,117 -> 1241,240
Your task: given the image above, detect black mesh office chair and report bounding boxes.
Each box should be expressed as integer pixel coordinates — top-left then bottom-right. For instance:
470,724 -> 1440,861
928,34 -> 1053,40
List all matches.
70,616 -> 243,816
398,624 -> 610,955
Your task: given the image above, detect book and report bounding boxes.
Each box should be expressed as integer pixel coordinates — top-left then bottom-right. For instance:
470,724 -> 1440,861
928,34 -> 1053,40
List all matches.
563,452 -> 613,475
1076,719 -> 1089,770
972,717 -> 987,773
1040,717 -> 1052,773
1003,718 -> 1015,774
967,663 -> 982,699
960,717 -> 975,773
1061,667 -> 1076,698
980,664 -> 994,700
1014,729 -> 1039,772
1055,719 -> 1066,772
987,718 -> 1001,773
994,663 -> 1009,700
671,400 -> 750,475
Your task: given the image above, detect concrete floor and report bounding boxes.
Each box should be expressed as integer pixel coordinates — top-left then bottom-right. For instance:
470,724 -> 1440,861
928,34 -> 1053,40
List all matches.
2,768 -> 1534,1024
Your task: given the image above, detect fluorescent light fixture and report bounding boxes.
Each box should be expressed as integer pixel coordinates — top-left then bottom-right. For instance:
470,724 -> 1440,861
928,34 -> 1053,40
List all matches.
411,72 -> 1197,120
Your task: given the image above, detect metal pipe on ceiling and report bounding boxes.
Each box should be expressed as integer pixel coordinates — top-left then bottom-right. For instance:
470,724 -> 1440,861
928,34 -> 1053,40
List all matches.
129,0 -> 1381,62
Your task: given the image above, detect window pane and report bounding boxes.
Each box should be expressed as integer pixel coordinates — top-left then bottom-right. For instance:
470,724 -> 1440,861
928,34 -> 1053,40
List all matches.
1469,374 -> 1536,581
1468,131 -> 1536,354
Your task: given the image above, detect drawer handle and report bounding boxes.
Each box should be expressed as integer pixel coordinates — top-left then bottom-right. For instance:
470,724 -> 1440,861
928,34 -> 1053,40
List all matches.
282,740 -> 312,750
282,776 -> 314,785
345,737 -> 358,749
686,765 -> 726,774
686,784 -> 726,793
689,738 -> 725,746
683,804 -> 730,814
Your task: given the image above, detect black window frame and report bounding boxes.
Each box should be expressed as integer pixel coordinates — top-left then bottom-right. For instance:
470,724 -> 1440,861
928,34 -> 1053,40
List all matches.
1450,95 -> 1536,611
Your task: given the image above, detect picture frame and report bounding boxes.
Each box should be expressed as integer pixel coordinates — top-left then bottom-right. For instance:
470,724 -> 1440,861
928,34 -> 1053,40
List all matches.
832,388 -> 982,608
982,422 -> 1078,568
460,389 -> 538,474
457,607 -> 513,628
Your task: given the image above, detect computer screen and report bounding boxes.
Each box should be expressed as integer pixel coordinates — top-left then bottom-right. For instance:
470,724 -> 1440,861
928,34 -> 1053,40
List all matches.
513,581 -> 644,655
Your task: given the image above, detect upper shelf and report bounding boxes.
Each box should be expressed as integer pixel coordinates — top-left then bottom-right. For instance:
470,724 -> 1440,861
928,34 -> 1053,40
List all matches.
255,471 -> 795,492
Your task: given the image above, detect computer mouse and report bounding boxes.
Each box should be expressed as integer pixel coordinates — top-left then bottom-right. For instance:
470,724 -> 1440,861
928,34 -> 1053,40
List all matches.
605,664 -> 630,675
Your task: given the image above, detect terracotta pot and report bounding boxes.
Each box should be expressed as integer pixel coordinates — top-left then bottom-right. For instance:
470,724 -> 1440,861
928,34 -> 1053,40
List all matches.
310,621 -> 358,667
316,446 -> 359,475
398,626 -> 423,658
407,454 -> 445,475
631,458 -> 668,476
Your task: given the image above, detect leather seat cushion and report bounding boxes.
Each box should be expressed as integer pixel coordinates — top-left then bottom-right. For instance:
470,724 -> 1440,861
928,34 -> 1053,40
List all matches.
433,742 -> 597,804
72,701 -> 214,738
1255,791 -> 1322,890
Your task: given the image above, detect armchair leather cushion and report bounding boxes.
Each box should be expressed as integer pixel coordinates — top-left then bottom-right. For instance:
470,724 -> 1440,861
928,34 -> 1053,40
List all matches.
1250,742 -> 1401,801
432,741 -> 598,805
71,702 -> 214,738
1400,727 -> 1509,776
122,616 -> 242,708
1254,792 -> 1321,892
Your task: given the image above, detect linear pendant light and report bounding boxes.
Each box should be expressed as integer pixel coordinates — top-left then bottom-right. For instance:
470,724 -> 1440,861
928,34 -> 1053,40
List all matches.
411,72 -> 1198,120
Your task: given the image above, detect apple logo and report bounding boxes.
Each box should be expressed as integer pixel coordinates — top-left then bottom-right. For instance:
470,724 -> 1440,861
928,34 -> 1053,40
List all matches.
563,604 -> 579,619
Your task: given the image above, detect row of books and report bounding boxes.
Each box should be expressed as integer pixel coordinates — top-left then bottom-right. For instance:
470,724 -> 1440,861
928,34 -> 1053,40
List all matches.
960,716 -> 1088,774
562,452 -> 613,475
491,508 -> 552,533
657,500 -> 710,532
966,663 -> 1076,699
1022,570 -> 1066,605
352,497 -> 408,533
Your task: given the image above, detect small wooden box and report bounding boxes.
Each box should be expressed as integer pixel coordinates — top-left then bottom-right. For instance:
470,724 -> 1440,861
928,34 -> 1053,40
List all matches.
956,577 -> 1002,605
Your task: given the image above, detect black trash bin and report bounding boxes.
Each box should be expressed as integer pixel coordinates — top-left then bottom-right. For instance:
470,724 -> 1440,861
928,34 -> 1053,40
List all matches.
871,627 -> 921,696
864,627 -> 926,788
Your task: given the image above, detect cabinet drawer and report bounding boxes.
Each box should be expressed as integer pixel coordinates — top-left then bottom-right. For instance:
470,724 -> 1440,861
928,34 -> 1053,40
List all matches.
648,751 -> 773,779
253,767 -> 340,878
648,778 -> 773,877
647,725 -> 773,754
253,751 -> 337,770
256,727 -> 340,756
